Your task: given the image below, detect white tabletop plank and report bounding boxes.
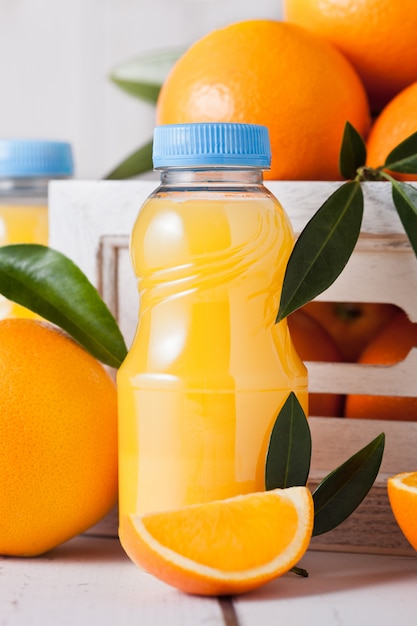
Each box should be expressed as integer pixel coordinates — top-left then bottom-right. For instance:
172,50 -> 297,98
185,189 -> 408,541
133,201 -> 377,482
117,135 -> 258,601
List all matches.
0,536 -> 223,626
1,536 -> 417,626
236,549 -> 417,626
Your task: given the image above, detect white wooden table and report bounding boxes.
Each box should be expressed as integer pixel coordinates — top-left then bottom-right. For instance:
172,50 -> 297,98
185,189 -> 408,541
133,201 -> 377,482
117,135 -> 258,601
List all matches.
1,535 -> 417,625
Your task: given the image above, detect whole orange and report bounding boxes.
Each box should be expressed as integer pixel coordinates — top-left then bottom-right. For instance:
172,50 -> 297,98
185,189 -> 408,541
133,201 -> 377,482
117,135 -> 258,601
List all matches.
156,20 -> 370,180
283,0 -> 417,113
302,301 -> 400,362
288,309 -> 344,417
345,311 -> 417,421
0,319 -> 118,556
366,81 -> 417,181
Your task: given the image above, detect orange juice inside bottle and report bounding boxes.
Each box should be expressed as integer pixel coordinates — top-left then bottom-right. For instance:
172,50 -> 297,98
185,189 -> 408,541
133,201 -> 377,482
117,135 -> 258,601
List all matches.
117,123 -> 308,527
0,203 -> 48,318
0,139 -> 73,319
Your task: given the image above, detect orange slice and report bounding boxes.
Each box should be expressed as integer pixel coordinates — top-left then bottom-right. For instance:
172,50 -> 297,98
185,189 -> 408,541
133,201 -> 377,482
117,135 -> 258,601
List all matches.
119,486 -> 313,596
387,472 -> 417,551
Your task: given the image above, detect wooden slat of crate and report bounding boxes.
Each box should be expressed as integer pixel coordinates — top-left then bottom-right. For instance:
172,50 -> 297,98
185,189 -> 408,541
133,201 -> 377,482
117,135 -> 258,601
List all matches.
309,417 -> 417,556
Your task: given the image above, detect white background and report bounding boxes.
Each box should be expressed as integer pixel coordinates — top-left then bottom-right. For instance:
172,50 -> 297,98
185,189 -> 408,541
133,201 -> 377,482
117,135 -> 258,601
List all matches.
0,0 -> 282,179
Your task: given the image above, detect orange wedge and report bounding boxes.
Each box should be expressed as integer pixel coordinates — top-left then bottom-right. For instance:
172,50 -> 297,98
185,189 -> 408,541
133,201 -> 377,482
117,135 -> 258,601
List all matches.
387,472 -> 417,551
119,486 -> 313,596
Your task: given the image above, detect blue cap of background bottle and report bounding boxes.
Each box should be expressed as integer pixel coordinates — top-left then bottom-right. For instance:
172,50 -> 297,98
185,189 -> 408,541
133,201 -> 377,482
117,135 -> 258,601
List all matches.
0,139 -> 74,177
152,123 -> 271,168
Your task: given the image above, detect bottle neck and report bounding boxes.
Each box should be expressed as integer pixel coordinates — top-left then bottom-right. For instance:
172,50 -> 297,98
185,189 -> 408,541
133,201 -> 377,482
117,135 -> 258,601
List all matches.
0,177 -> 51,199
158,168 -> 264,186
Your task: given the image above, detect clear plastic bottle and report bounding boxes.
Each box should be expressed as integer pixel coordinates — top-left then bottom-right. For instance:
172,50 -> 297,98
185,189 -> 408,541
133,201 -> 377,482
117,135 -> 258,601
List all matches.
0,139 -> 73,318
118,123 -> 307,531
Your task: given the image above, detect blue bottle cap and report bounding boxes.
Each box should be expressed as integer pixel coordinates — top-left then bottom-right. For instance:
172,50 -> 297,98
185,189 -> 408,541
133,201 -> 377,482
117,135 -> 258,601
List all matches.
153,123 -> 271,168
0,139 -> 74,177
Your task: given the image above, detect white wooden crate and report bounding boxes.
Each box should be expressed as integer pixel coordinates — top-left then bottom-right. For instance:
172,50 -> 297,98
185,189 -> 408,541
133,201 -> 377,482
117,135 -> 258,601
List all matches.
49,180 -> 417,556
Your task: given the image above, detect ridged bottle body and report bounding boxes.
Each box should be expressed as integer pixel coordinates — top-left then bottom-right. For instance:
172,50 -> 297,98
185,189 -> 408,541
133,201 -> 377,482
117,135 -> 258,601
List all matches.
117,168 -> 308,520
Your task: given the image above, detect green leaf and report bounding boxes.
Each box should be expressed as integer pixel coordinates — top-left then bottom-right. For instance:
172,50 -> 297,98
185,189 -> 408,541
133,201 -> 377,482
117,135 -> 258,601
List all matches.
384,131 -> 417,173
391,181 -> 417,256
110,47 -> 185,104
339,121 -> 367,179
312,433 -> 385,537
104,140 -> 153,180
276,181 -> 363,322
0,244 -> 128,368
265,392 -> 311,490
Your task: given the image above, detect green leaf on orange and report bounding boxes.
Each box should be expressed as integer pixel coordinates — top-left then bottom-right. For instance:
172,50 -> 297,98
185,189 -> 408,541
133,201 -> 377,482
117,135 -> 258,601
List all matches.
384,130 -> 417,174
312,433 -> 385,537
110,47 -> 185,104
276,181 -> 363,322
339,121 -> 367,180
391,181 -> 417,256
265,392 -> 311,490
104,140 -> 153,180
0,244 -> 128,368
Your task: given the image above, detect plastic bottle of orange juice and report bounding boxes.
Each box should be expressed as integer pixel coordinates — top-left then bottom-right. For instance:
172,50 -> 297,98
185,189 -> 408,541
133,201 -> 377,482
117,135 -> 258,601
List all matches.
0,139 -> 73,318
117,123 -> 308,528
